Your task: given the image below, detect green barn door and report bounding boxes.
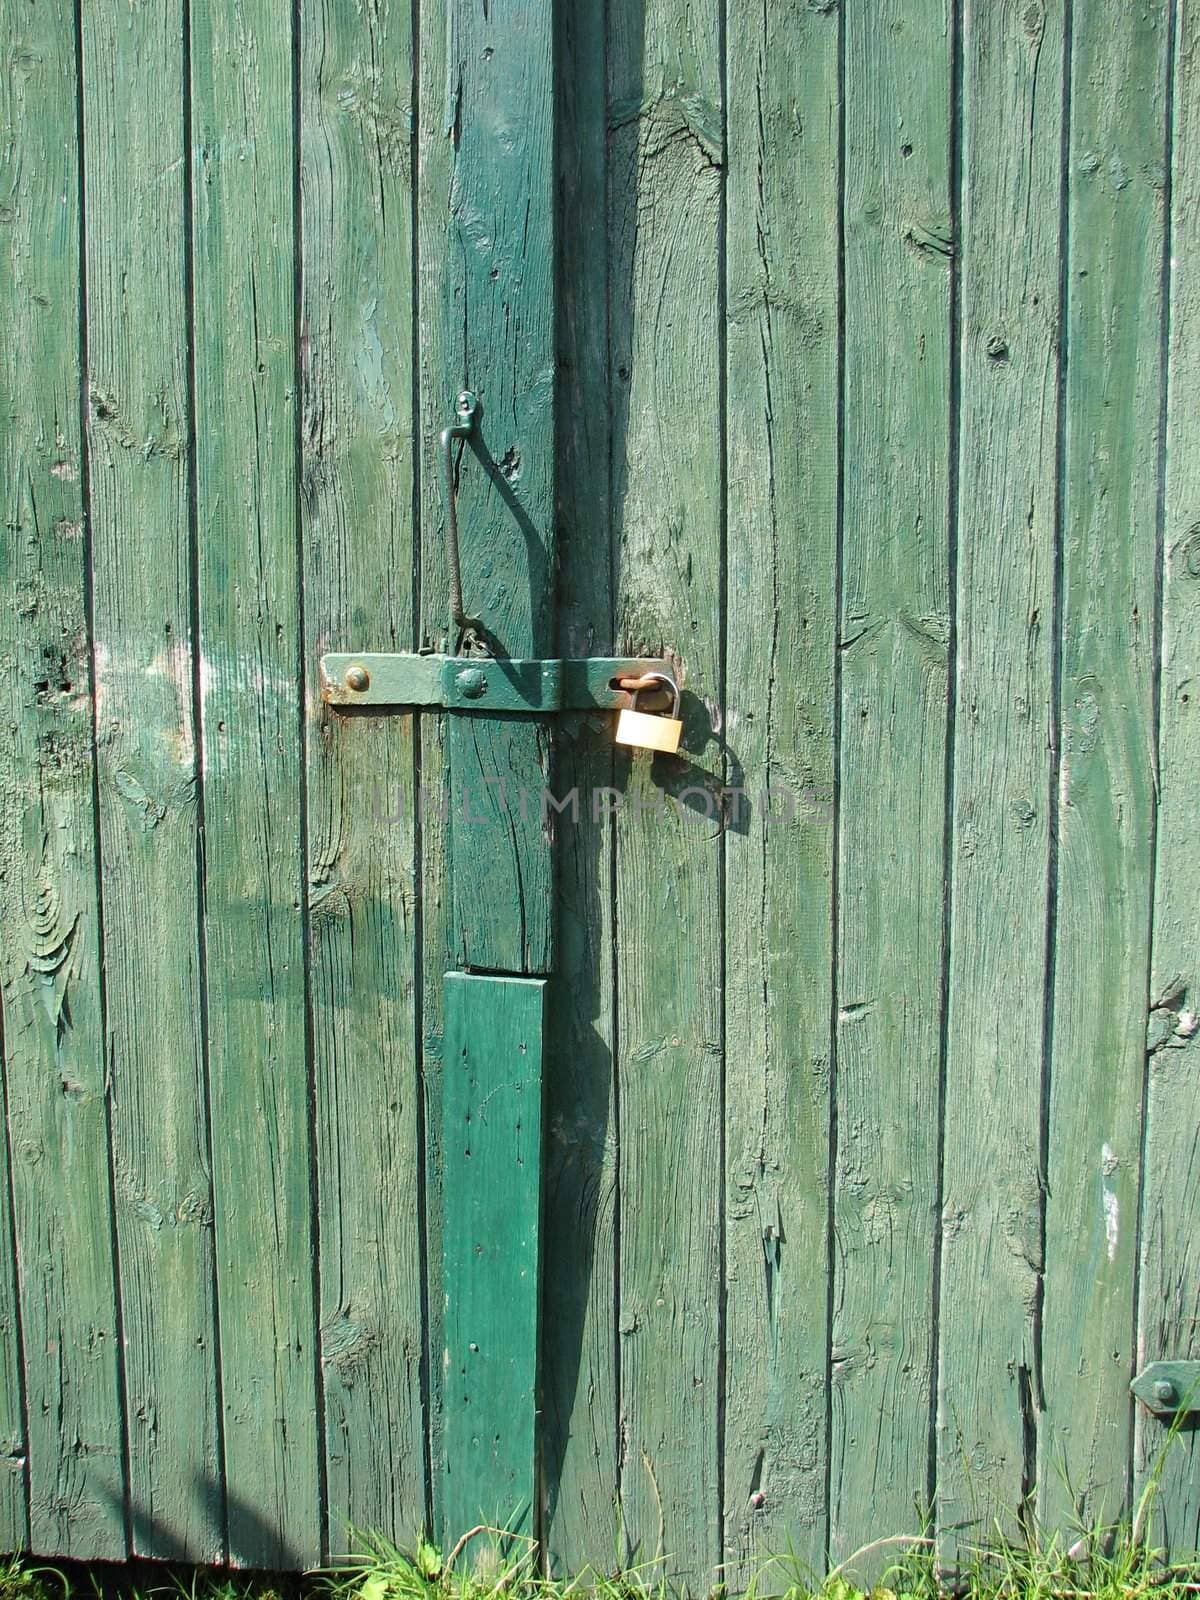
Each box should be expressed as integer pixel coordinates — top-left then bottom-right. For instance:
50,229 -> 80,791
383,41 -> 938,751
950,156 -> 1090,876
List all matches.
318,0 -> 673,1550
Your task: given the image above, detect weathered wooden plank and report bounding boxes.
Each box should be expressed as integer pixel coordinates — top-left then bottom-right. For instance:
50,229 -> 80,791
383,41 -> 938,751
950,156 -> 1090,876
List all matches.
935,0 -> 1063,1557
0,0 -> 124,1558
436,1 -> 557,979
608,0 -> 724,1583
422,0 -> 556,1546
1136,0 -> 1197,1552
1038,0 -> 1170,1537
834,0 -> 952,1558
722,0 -> 839,1582
299,0 -> 426,1554
415,0 -> 455,1540
189,0 -> 318,1566
441,973 -> 544,1540
541,0 -> 619,1562
81,1 -> 222,1562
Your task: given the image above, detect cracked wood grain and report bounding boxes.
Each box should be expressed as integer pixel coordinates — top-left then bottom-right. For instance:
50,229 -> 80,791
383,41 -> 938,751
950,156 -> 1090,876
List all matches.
189,0 -> 319,1565
833,0 -> 953,1558
936,0 -> 1063,1560
540,0 -> 620,1569
608,0 -> 723,1582
420,0 -> 555,1545
1136,0 -> 1197,1552
1039,0 -> 1170,1535
722,0 -> 839,1584
299,0 -> 426,1554
81,0 -> 222,1560
0,0 -> 121,1556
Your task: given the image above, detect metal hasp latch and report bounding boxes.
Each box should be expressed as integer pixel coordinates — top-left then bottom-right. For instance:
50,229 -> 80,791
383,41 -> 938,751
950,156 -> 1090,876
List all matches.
1130,1361 -> 1200,1417
319,652 -> 673,713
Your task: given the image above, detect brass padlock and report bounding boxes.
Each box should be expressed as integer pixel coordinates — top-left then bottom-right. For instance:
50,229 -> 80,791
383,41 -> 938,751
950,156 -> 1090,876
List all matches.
615,672 -> 683,753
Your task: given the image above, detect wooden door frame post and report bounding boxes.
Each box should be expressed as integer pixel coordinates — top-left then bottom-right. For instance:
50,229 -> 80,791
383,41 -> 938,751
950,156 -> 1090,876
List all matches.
437,0 -> 557,1550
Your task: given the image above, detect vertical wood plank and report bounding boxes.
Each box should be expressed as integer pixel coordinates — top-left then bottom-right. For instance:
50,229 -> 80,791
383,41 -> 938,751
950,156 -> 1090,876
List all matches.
834,0 -> 952,1558
0,0 -> 115,1554
81,0 -> 222,1560
189,0 -> 319,1566
722,0 -> 839,1582
1039,0 -> 1170,1536
441,973 -> 545,1540
1136,0 -> 1197,1551
423,0 -> 556,1546
935,0 -> 1063,1556
299,0 -> 426,1554
541,0 -> 620,1569
416,0 -> 454,1541
439,0 -> 557,980
608,0 -> 724,1583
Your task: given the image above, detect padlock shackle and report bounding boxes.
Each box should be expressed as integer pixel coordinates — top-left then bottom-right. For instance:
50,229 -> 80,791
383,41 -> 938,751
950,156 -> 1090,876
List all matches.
629,671 -> 680,719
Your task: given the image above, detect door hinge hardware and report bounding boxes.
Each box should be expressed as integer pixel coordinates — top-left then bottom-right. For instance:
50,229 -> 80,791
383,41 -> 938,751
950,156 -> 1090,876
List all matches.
320,653 -> 674,714
1130,1361 -> 1200,1417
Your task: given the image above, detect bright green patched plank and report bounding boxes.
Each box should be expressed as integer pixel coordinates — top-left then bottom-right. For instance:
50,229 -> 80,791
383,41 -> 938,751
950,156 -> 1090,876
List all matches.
441,973 -> 544,1541
936,0 -> 1064,1557
1039,0 -> 1170,1536
541,0 -> 619,1563
189,1 -> 319,1566
81,1 -> 222,1562
299,0 -> 426,1552
1136,0 -> 1197,1552
0,0 -> 117,1554
834,0 -> 952,1558
723,0 -> 839,1581
608,0 -> 723,1583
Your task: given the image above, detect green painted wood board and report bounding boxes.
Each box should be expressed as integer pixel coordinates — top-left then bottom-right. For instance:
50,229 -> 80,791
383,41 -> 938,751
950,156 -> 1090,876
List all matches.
935,0 -> 1063,1558
540,0 -> 620,1564
299,0 -> 427,1553
0,0 -> 1197,1581
1137,0 -> 1198,1551
0,0 -> 119,1555
441,973 -> 545,1543
608,0 -> 724,1580
438,0 -> 557,980
833,0 -> 952,1559
188,0 -> 319,1566
1038,0 -> 1170,1536
427,0 -> 557,1551
81,0 -> 222,1561
722,0 -> 839,1581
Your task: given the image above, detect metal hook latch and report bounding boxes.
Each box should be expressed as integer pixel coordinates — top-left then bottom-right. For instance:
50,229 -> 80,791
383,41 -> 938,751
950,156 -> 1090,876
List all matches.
440,389 -> 480,653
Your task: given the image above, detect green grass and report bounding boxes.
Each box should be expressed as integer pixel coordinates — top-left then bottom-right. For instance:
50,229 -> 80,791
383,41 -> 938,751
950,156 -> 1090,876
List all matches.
0,1511 -> 1196,1600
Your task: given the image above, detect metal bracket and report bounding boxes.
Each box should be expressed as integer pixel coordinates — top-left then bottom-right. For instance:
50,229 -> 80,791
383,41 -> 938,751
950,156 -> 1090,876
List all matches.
1131,1361 -> 1200,1417
319,653 -> 673,713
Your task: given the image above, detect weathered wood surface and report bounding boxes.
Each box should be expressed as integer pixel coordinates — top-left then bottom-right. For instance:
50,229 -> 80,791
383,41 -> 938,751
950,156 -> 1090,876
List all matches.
299,0 -> 426,1556
81,0 -> 222,1561
0,0 -> 1197,1582
441,974 -> 544,1540
608,0 -> 724,1581
190,0 -> 319,1566
936,0 -> 1063,1557
0,0 -> 118,1557
1039,0 -> 1169,1536
1137,0 -> 1197,1551
541,0 -> 620,1567
439,0 -> 557,978
833,0 -> 952,1560
722,0 -> 838,1583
